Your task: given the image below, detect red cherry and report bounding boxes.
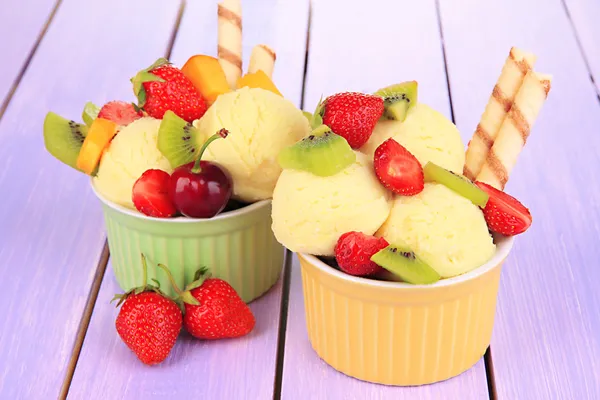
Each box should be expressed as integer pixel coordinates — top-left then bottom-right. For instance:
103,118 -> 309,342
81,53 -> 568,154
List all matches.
169,129 -> 233,218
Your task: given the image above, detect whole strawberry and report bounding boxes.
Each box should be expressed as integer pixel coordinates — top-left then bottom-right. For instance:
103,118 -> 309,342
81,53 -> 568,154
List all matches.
318,92 -> 384,149
335,231 -> 389,276
113,255 -> 182,365
163,267 -> 256,339
131,58 -> 207,122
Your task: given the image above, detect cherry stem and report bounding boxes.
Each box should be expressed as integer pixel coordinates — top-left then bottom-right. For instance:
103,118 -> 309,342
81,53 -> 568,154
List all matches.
140,254 -> 148,287
156,263 -> 183,295
191,129 -> 229,174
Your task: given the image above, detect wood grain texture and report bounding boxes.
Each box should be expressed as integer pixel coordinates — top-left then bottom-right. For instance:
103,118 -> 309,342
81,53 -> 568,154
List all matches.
0,0 -> 57,108
68,265 -> 284,399
563,0 -> 600,94
68,1 -> 309,399
438,0 -> 600,398
281,0 -> 489,398
0,0 -> 181,398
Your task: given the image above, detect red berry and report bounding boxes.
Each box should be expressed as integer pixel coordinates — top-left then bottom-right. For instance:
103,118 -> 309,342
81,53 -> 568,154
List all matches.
334,231 -> 389,276
97,101 -> 142,126
321,92 -> 384,149
183,278 -> 255,339
132,169 -> 177,218
134,60 -> 207,122
475,182 -> 532,236
115,291 -> 182,365
373,138 -> 424,196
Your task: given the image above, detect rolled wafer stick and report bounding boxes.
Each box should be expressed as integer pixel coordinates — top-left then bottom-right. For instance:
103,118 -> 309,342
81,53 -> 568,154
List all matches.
476,71 -> 552,189
464,47 -> 537,180
249,44 -> 277,78
218,0 -> 242,88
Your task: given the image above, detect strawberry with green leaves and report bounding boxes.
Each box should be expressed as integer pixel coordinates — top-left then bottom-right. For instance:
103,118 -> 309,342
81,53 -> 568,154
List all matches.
131,58 -> 207,122
162,267 -> 256,339
113,255 -> 182,365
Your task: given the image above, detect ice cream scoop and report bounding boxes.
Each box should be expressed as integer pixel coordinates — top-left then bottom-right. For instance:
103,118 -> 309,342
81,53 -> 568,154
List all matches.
360,103 -> 465,173
93,117 -> 172,209
376,183 -> 495,278
271,152 -> 392,256
195,87 -> 310,202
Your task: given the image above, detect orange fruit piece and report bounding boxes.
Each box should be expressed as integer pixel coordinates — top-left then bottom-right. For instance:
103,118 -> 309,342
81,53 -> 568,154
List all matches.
236,70 -> 282,96
76,117 -> 118,174
181,55 -> 231,105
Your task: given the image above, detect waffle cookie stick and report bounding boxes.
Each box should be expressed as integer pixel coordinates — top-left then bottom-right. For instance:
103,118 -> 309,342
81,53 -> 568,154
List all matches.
249,44 -> 277,78
218,0 -> 243,88
476,71 -> 552,189
464,47 -> 536,180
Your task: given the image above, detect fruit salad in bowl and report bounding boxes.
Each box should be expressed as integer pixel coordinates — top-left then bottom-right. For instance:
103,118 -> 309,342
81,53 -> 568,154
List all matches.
271,47 -> 550,385
42,3 -> 309,303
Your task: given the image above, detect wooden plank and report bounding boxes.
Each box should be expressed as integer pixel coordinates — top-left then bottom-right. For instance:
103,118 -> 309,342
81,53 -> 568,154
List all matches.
281,0 -> 490,398
0,0 -> 181,398
563,0 -> 600,94
438,0 -> 600,398
68,1 -> 309,399
0,0 -> 57,110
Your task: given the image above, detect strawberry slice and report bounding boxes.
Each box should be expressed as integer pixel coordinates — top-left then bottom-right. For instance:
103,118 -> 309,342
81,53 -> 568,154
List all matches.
132,169 -> 177,218
335,232 -> 389,276
98,101 -> 142,126
475,182 -> 532,236
373,138 -> 424,196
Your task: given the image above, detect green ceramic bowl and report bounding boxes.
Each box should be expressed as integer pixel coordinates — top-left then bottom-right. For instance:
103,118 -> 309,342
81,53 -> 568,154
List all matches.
91,181 -> 284,303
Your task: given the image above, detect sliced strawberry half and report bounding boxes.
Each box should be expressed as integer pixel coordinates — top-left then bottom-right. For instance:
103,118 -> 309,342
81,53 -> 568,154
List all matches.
334,231 -> 389,276
373,138 -> 424,196
475,181 -> 532,236
98,101 -> 142,126
132,169 -> 177,218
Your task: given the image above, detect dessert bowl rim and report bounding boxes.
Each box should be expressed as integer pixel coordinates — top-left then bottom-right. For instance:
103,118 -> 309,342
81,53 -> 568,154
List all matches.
298,234 -> 515,289
90,179 -> 270,223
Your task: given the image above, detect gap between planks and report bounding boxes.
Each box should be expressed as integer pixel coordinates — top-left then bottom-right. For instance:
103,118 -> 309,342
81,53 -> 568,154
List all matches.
0,0 -> 63,122
57,1 -> 187,398
433,0 -> 496,398
272,4 -> 312,398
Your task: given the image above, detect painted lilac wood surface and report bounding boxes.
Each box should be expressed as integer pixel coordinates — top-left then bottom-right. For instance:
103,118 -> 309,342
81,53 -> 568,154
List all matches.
0,0 -> 56,106
438,0 -> 600,398
0,0 -> 181,398
563,0 -> 600,94
68,1 -> 309,398
281,0 -> 489,398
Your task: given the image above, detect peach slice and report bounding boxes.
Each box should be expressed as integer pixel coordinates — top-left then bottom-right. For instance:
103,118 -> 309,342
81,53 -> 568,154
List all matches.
236,70 -> 282,96
182,55 -> 231,105
76,117 -> 117,175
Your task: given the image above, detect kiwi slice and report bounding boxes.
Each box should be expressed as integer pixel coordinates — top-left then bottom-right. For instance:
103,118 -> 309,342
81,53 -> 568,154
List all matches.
82,102 -> 100,127
278,125 -> 356,177
43,112 -> 88,171
375,81 -> 418,122
157,110 -> 203,168
423,162 -> 489,207
371,244 -> 440,285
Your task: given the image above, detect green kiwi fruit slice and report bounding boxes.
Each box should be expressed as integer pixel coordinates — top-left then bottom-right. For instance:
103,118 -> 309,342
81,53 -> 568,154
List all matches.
423,162 -> 489,207
278,125 -> 356,177
374,81 -> 418,122
157,110 -> 203,168
43,112 -> 88,172
82,102 -> 100,127
371,244 -> 440,285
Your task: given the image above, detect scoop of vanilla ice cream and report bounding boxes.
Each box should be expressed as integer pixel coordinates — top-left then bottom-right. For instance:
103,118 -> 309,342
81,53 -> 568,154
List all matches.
93,117 -> 172,209
376,183 -> 495,278
272,152 -> 392,256
360,103 -> 465,173
195,87 -> 311,202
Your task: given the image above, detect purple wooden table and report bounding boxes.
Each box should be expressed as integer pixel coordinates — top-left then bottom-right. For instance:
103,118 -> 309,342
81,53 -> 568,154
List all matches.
0,0 -> 598,399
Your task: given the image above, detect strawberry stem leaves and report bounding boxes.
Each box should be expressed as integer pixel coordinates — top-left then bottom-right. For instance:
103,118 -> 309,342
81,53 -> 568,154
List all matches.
130,58 -> 170,108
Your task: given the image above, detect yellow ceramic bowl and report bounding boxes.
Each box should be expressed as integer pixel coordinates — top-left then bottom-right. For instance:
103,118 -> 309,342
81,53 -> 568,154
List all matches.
297,235 -> 514,386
